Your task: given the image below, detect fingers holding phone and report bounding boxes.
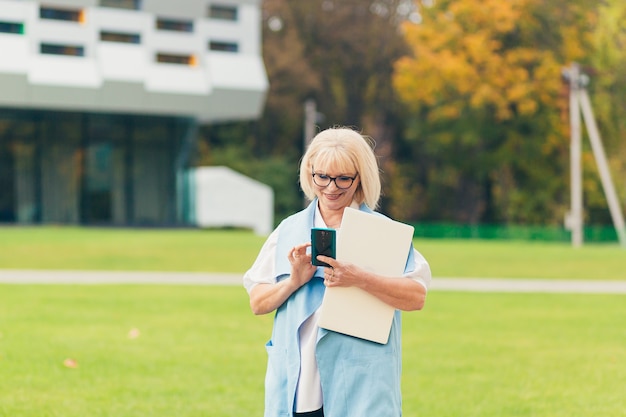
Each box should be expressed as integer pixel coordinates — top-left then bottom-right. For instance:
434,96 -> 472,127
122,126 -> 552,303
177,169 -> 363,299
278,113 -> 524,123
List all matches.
289,243 -> 316,287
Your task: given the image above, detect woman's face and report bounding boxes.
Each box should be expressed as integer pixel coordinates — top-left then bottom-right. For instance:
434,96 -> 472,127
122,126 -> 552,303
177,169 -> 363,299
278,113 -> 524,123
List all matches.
312,164 -> 360,212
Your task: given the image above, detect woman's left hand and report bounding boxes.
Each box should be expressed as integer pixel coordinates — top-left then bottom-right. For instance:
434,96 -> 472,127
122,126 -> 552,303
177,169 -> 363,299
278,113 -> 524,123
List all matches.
319,256 -> 361,287
318,255 -> 428,311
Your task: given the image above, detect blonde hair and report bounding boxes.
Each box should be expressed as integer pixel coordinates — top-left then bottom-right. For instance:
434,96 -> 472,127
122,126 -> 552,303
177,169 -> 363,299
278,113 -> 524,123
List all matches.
299,127 -> 381,209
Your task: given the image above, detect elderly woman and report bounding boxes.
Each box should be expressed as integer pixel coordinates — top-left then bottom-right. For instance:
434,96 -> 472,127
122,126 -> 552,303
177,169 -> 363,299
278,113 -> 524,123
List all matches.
243,127 -> 431,417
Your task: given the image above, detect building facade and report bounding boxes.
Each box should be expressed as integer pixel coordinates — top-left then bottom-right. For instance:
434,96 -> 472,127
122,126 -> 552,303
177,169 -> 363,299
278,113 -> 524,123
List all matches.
0,0 -> 268,225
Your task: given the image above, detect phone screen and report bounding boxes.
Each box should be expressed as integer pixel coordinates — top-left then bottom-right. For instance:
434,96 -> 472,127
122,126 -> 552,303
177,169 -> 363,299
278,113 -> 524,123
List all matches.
311,228 -> 336,267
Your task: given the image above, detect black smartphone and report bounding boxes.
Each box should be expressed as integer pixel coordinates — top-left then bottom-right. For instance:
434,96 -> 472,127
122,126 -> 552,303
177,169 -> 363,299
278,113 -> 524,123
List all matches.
311,228 -> 336,267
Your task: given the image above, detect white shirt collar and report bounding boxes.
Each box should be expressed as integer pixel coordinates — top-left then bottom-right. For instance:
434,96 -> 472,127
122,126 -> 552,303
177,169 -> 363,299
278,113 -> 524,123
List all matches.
314,200 -> 360,229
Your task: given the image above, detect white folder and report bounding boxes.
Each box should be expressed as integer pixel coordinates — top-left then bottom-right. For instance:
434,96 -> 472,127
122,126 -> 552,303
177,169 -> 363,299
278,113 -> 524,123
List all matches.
317,207 -> 415,344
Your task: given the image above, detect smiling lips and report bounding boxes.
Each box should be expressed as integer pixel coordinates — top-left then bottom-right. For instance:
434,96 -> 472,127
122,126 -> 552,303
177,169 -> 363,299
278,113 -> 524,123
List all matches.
323,192 -> 342,200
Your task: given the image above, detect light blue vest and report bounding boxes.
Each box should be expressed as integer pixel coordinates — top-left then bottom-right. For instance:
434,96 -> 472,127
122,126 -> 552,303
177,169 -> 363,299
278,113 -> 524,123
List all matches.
264,200 -> 415,417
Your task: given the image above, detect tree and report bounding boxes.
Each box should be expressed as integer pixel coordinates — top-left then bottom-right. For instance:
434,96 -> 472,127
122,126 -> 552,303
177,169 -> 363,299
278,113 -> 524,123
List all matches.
194,0 -> 323,222
255,0 -> 322,157
588,0 -> 626,224
198,0 -> 420,220
288,0 -> 418,214
392,0 -> 597,224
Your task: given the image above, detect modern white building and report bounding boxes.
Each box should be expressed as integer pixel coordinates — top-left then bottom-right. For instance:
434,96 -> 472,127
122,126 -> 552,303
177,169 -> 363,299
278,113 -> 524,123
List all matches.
0,0 -> 268,226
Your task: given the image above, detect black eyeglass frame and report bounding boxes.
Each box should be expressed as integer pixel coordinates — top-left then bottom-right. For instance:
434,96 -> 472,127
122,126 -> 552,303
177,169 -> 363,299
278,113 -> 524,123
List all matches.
311,172 -> 358,189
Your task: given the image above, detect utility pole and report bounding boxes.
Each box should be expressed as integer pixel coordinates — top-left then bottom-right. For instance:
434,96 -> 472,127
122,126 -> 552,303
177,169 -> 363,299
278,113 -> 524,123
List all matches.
303,98 -> 318,207
563,63 -> 626,248
565,63 -> 583,247
303,98 -> 317,151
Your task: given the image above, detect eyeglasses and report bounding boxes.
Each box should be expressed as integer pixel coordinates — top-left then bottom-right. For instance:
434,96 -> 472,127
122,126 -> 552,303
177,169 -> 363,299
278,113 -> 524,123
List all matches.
312,172 -> 358,189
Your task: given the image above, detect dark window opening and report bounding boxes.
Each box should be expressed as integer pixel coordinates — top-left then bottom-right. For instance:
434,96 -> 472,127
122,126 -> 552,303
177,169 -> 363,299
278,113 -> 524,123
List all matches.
209,41 -> 238,53
0,21 -> 24,34
40,43 -> 85,57
0,138 -> 16,222
100,0 -> 141,10
40,6 -> 84,23
208,5 -> 238,21
100,31 -> 141,44
156,17 -> 193,32
156,53 -> 196,66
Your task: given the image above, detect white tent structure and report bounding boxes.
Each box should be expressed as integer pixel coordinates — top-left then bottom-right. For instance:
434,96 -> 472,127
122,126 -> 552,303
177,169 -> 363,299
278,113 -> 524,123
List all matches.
190,166 -> 273,235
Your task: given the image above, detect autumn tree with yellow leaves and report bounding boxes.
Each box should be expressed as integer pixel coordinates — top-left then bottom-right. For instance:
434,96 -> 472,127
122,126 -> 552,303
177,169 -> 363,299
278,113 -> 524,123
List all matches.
586,0 -> 626,223
392,0 -> 598,224
197,0 -> 624,228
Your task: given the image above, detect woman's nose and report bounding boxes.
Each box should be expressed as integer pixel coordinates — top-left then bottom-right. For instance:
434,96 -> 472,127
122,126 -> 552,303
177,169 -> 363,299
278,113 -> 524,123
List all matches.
327,179 -> 340,190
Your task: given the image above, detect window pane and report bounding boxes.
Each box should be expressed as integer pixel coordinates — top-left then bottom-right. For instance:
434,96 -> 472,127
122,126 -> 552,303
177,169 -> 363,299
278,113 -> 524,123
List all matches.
208,5 -> 238,21
100,0 -> 141,10
0,21 -> 24,34
40,43 -> 85,57
100,31 -> 141,44
209,41 -> 238,53
40,7 -> 84,23
156,53 -> 196,66
156,18 -> 193,32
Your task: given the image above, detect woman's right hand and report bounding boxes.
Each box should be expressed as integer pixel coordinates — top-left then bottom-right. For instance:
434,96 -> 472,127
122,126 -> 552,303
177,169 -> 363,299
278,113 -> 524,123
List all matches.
288,243 -> 317,288
249,243 -> 317,315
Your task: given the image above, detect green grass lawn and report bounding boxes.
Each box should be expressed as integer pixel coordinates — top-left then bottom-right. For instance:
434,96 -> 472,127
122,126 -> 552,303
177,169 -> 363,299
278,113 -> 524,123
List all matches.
1,226 -> 625,279
403,291 -> 626,417
0,227 -> 266,273
1,286 -> 624,417
1,227 -> 625,416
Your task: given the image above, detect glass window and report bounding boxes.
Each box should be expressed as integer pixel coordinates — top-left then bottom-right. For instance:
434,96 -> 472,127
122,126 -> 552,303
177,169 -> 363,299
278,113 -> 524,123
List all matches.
100,31 -> 141,44
40,43 -> 85,57
156,53 -> 196,66
0,110 -> 188,226
131,116 -> 181,225
208,5 -> 238,21
39,111 -> 82,223
40,6 -> 84,23
0,21 -> 24,35
100,0 -> 141,10
0,109 -> 39,223
156,17 -> 193,32
0,115 -> 17,222
209,41 -> 238,53
83,114 -> 126,224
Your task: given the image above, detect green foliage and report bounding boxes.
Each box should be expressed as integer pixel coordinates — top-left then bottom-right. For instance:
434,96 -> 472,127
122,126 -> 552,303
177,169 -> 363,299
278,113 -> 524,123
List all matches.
260,0 -> 322,155
411,222 -> 620,242
253,158 -> 304,224
589,0 -> 626,221
289,0 -> 409,126
196,122 -> 303,223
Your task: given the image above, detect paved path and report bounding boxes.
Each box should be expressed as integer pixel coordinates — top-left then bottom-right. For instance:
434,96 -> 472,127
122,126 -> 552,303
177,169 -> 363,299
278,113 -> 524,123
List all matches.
1,269 -> 626,294
0,270 -> 242,286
